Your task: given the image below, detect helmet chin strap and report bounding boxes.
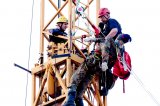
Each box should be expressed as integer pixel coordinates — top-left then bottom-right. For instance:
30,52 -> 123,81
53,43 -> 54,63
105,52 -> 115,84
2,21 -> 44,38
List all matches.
59,23 -> 64,31
104,14 -> 110,20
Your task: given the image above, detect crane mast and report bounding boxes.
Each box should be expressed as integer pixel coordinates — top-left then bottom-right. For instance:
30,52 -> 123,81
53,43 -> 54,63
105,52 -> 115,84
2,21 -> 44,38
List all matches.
31,0 -> 108,106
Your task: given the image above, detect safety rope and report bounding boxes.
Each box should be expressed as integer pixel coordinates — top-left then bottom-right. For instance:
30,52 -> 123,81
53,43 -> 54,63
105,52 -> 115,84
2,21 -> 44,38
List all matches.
73,0 -> 96,51
74,0 -> 94,37
25,0 -> 35,106
79,13 -> 95,36
121,53 -> 160,105
72,16 -> 80,36
72,3 -> 80,37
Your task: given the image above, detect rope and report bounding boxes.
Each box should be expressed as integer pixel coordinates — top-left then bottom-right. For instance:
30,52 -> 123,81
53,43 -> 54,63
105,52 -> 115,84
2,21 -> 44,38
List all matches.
73,0 -> 95,50
74,0 -> 94,37
121,54 -> 160,105
131,70 -> 160,105
80,13 -> 94,36
72,4 -> 80,36
25,0 -> 35,106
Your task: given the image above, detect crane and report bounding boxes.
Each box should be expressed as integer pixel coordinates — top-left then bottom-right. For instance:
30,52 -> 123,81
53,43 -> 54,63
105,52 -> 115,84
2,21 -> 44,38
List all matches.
30,0 -> 108,106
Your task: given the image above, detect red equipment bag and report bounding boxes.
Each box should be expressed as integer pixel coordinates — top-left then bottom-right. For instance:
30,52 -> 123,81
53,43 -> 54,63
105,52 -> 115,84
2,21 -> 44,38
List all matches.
113,51 -> 131,80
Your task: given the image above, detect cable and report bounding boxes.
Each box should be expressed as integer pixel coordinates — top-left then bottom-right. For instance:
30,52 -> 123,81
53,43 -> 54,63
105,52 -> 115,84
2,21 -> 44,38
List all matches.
131,70 -> 160,105
25,0 -> 35,106
121,54 -> 160,106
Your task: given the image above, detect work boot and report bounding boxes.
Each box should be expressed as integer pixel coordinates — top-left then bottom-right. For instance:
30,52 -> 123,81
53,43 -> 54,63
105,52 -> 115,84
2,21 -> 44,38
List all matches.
75,97 -> 84,106
99,86 -> 108,96
63,85 -> 77,106
99,71 -> 109,96
106,70 -> 116,90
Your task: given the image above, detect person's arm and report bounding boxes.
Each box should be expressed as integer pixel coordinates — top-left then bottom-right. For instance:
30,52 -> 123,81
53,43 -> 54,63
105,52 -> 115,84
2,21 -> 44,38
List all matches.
105,19 -> 121,40
105,28 -> 118,40
49,29 -> 62,36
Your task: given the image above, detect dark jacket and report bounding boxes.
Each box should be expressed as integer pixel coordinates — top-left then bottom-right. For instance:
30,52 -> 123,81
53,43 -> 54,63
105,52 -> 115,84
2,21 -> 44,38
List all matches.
49,28 -> 67,43
99,18 -> 122,40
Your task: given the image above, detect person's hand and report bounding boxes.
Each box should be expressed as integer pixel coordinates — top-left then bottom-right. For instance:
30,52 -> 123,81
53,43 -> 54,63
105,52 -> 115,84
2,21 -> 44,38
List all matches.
114,40 -> 120,46
101,62 -> 108,71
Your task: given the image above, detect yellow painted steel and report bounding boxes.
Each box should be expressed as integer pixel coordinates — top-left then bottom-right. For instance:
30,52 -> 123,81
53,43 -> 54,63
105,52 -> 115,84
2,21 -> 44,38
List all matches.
31,0 -> 106,106
47,66 -> 55,98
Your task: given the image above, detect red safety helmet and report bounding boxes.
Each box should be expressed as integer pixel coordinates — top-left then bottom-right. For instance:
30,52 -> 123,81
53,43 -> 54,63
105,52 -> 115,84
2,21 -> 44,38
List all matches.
98,8 -> 110,18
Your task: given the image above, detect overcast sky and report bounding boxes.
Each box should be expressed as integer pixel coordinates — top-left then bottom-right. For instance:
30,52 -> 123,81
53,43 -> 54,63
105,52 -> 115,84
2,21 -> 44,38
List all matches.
0,0 -> 160,106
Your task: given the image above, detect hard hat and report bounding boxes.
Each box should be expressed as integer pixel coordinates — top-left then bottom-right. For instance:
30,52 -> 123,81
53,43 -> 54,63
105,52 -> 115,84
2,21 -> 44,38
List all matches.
117,34 -> 132,43
98,8 -> 110,18
57,16 -> 68,23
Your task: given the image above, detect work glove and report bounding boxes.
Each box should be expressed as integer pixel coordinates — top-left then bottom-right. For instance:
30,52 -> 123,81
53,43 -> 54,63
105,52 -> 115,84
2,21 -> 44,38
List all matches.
101,62 -> 108,71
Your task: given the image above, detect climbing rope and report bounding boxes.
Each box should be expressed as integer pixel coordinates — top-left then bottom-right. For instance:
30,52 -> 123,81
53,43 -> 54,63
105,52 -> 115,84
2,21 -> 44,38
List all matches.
72,3 -> 80,37
74,0 -> 95,37
72,0 -> 96,50
25,0 -> 35,106
121,54 -> 160,105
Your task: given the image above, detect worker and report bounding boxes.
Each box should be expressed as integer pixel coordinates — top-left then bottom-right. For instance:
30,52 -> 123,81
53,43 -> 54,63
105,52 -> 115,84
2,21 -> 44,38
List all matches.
93,7 -> 122,96
113,33 -> 132,80
63,34 -> 132,106
63,49 -> 102,106
49,16 -> 68,43
96,7 -> 122,71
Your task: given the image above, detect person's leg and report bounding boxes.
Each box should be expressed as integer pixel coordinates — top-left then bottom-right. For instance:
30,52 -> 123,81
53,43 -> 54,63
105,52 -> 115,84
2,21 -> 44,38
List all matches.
75,61 -> 101,106
75,73 -> 93,106
106,39 -> 117,90
99,39 -> 117,95
108,38 -> 117,69
63,84 -> 77,106
100,39 -> 110,71
63,63 -> 88,106
63,52 -> 102,106
75,97 -> 84,106
99,70 -> 108,96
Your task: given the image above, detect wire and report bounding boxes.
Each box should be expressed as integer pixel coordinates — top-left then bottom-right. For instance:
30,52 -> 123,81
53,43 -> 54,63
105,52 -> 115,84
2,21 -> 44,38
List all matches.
121,54 -> 160,106
131,70 -> 160,105
25,0 -> 35,106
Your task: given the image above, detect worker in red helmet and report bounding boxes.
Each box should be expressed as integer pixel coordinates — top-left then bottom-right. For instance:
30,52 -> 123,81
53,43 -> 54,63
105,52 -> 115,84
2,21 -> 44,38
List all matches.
94,7 -> 123,96
96,7 -> 122,69
98,8 -> 110,18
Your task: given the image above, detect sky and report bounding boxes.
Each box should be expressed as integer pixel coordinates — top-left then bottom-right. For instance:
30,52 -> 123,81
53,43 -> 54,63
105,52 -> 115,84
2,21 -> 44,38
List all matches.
0,0 -> 160,106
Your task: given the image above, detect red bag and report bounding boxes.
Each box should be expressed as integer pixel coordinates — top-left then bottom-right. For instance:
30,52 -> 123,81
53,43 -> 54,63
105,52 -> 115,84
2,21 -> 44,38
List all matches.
113,51 -> 131,80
